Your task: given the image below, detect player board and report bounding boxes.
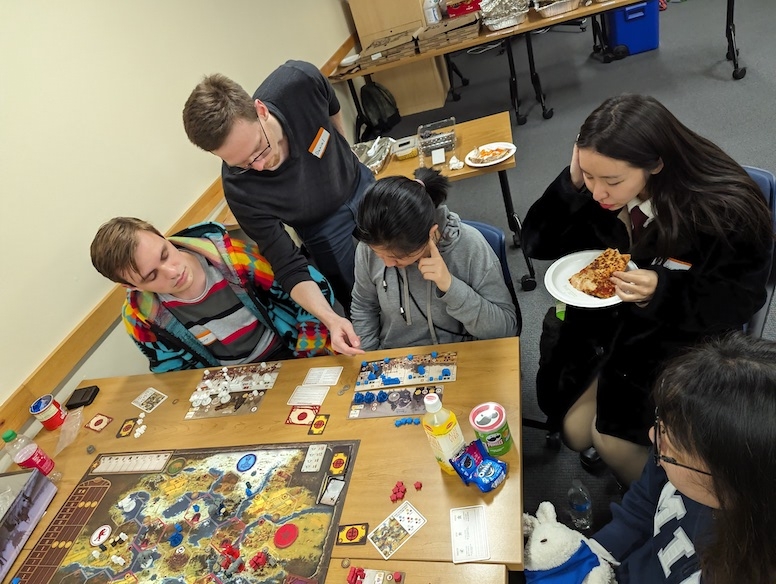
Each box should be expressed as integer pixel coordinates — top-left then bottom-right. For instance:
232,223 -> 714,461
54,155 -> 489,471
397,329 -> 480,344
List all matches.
348,386 -> 444,419
355,352 -> 457,390
185,362 -> 282,420
11,441 -> 358,584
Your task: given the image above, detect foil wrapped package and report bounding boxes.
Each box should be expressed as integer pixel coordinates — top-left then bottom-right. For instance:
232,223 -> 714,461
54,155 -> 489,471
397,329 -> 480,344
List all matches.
352,136 -> 396,175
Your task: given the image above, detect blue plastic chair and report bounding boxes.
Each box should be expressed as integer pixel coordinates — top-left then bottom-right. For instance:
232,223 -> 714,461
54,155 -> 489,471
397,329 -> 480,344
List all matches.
743,165 -> 776,338
462,219 -> 522,336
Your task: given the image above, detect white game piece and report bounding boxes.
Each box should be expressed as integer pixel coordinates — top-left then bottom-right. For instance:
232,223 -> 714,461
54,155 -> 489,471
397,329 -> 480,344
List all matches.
203,396 -> 212,406
139,412 -> 145,419
119,532 -> 128,542
134,431 -> 141,438
92,550 -> 100,559
252,390 -> 259,397
263,373 -> 273,383
260,362 -> 267,368
204,369 -> 210,376
220,394 -> 231,404
139,424 -> 147,432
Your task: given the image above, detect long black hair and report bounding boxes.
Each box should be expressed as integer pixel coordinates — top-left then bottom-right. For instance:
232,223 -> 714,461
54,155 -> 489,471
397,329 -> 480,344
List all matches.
577,94 -> 772,259
356,168 -> 449,255
654,332 -> 776,584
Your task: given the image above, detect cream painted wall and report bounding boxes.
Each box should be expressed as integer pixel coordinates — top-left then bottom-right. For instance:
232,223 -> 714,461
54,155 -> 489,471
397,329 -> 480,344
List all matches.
0,1 -> 356,409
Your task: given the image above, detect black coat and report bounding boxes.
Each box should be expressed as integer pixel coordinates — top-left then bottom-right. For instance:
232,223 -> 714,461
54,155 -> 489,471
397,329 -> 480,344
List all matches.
523,168 -> 771,443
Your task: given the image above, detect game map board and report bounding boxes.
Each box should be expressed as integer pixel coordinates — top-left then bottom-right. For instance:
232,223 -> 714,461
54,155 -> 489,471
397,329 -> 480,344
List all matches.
11,441 -> 358,584
185,362 -> 282,420
355,352 -> 457,390
348,386 -> 444,419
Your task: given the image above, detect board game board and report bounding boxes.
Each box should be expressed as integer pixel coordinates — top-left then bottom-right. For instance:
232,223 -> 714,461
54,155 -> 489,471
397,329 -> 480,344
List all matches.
11,441 -> 358,584
348,386 -> 444,419
355,352 -> 457,390
185,362 -> 282,420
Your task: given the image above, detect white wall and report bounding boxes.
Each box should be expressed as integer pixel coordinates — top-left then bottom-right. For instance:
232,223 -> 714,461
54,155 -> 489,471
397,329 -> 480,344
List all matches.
0,1 -> 356,408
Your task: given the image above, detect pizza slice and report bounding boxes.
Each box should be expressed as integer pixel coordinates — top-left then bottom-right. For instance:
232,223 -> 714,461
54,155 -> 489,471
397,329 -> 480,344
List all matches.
569,248 -> 631,299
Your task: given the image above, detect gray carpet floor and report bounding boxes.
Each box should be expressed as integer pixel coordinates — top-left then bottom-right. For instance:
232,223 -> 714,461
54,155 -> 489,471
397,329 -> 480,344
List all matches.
378,0 -> 776,570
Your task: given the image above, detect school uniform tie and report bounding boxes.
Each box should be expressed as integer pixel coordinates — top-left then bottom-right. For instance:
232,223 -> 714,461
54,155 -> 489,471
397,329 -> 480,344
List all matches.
630,205 -> 648,241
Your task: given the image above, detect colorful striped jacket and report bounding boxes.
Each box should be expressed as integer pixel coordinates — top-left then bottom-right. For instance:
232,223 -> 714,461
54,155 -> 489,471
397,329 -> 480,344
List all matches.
122,222 -> 333,373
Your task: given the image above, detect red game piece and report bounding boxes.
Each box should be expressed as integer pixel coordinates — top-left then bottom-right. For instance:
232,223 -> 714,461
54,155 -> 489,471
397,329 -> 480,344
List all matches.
393,572 -> 403,582
220,541 -> 240,560
414,481 -> 422,491
390,493 -> 398,502
249,551 -> 267,570
274,523 -> 299,549
396,481 -> 404,488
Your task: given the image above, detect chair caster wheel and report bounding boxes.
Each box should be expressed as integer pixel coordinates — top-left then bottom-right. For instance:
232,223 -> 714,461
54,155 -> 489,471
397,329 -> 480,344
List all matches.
546,432 -> 562,450
462,78 -> 470,86
516,115 -> 527,126
451,93 -> 461,101
733,67 -> 747,80
521,276 -> 537,291
512,234 -> 521,248
580,447 -> 607,474
542,108 -> 554,119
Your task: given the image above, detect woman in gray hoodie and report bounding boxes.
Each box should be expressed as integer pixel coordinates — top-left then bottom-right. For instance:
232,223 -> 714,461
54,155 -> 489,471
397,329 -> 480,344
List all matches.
351,168 -> 519,351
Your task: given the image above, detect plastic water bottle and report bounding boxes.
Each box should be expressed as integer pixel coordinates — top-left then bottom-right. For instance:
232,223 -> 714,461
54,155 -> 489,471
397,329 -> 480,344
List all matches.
568,479 -> 592,530
2,429 -> 61,482
423,0 -> 442,24
422,393 -> 466,475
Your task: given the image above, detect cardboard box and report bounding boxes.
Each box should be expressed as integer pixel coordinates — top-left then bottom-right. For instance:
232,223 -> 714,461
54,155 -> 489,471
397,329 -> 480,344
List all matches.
415,14 -> 481,52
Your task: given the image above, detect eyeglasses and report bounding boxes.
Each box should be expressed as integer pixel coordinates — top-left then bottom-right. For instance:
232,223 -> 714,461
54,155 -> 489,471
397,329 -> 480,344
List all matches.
228,118 -> 271,175
653,409 -> 712,476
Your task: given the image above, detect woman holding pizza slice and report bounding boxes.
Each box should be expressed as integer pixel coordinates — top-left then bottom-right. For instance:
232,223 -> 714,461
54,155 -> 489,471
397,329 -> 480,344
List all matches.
522,94 -> 772,484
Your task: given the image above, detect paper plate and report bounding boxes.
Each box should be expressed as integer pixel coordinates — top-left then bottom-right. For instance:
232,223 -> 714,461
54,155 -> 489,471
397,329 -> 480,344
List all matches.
464,142 -> 516,167
544,250 -> 638,308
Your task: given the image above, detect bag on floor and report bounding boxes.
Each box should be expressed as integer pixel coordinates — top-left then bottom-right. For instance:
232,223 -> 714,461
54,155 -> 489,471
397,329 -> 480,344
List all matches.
360,81 -> 401,140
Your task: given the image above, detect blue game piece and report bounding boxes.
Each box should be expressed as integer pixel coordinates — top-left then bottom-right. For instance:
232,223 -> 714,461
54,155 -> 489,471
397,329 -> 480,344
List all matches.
368,372 -> 376,381
362,361 -> 367,367
354,393 -> 365,404
407,354 -> 413,360
442,368 -> 451,377
408,374 -> 413,379
418,365 -> 426,375
356,381 -> 361,386
193,504 -> 200,512
431,351 -> 438,358
377,391 -> 388,403
414,418 -> 421,425
428,376 -> 434,381
384,357 -> 390,363
169,524 -> 183,546
363,392 -> 375,404
12,579 -> 21,584
395,419 -> 402,427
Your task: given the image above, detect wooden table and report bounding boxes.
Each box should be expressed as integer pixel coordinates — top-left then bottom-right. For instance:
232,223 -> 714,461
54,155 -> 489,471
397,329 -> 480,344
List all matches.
331,0 -> 645,125
325,559 -> 508,584
9,337 -> 524,579
379,111 -> 536,288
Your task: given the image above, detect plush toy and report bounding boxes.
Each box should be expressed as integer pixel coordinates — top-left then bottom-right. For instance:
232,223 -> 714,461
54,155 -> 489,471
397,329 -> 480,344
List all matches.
523,502 -> 617,584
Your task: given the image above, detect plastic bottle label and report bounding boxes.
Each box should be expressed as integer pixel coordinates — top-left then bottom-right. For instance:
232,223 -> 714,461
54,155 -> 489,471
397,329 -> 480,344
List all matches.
17,446 -> 55,475
423,414 -> 465,474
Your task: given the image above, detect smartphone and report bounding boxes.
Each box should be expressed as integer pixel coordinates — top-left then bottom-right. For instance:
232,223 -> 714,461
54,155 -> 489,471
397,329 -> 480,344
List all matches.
65,385 -> 100,409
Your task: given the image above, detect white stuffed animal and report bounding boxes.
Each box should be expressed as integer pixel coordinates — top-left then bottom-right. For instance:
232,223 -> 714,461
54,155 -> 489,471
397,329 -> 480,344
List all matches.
523,501 -> 617,584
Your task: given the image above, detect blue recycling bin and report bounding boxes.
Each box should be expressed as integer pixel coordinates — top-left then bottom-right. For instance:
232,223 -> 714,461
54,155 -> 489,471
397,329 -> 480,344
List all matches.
606,0 -> 660,55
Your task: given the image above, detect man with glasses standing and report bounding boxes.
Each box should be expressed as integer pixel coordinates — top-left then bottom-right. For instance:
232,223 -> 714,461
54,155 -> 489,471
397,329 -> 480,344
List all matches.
183,60 -> 373,356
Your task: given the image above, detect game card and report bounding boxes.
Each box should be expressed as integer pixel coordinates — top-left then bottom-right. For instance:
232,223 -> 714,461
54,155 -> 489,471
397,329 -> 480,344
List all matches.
285,405 -> 320,425
85,413 -> 113,432
303,366 -> 343,386
131,387 -> 168,412
337,523 -> 369,545
319,477 -> 346,506
116,417 -> 139,438
450,505 -> 490,563
287,385 -> 330,406
367,501 -> 426,559
308,414 -> 330,435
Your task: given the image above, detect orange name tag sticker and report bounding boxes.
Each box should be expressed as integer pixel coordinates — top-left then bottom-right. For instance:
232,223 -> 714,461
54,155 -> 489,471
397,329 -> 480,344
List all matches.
663,258 -> 692,271
308,127 -> 331,158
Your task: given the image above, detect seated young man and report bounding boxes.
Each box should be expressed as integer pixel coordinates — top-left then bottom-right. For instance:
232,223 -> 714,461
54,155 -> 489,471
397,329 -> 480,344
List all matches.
90,218 -> 333,373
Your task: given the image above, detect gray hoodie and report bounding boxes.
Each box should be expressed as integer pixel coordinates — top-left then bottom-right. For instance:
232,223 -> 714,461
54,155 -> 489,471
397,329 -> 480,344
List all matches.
351,206 -> 519,350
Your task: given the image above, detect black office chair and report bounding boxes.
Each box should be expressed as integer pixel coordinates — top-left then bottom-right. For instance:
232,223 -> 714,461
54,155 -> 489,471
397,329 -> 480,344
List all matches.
743,165 -> 776,338
463,220 -> 561,445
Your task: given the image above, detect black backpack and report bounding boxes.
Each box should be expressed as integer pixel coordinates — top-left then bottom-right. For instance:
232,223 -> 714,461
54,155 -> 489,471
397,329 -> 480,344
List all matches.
359,81 -> 401,141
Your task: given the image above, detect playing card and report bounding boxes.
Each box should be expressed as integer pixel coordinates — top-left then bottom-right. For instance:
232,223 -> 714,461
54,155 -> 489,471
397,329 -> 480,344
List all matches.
337,523 -> 369,545
367,501 -> 426,559
302,366 -> 343,386
319,477 -> 345,506
308,414 -> 330,435
116,417 -> 139,438
84,413 -> 113,433
131,387 -> 168,413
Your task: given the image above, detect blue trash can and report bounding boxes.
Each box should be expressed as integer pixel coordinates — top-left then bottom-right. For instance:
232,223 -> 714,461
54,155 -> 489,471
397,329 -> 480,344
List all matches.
606,0 -> 660,56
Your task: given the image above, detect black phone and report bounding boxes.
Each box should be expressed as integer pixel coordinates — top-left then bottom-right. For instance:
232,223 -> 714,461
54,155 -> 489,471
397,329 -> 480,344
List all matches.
65,385 -> 100,409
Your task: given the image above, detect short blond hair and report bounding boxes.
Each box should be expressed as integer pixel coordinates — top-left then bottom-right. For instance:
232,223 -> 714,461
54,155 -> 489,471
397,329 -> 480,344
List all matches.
90,217 -> 164,285
182,74 -> 257,151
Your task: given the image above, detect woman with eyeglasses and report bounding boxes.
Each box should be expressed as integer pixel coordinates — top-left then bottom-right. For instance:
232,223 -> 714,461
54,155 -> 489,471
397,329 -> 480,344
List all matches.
587,333 -> 776,583
522,94 -> 772,484
350,168 -> 519,350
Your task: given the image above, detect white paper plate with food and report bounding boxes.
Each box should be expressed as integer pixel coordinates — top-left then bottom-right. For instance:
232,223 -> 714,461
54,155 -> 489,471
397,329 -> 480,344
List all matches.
544,249 -> 638,308
465,142 -> 516,167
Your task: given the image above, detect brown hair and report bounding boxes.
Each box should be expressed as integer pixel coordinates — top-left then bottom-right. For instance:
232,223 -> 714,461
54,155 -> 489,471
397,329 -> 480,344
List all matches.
182,74 -> 257,151
90,217 -> 164,285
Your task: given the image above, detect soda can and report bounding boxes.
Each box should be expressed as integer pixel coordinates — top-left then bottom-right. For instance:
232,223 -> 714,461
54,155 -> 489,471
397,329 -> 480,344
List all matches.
469,402 -> 512,456
30,394 -> 67,430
